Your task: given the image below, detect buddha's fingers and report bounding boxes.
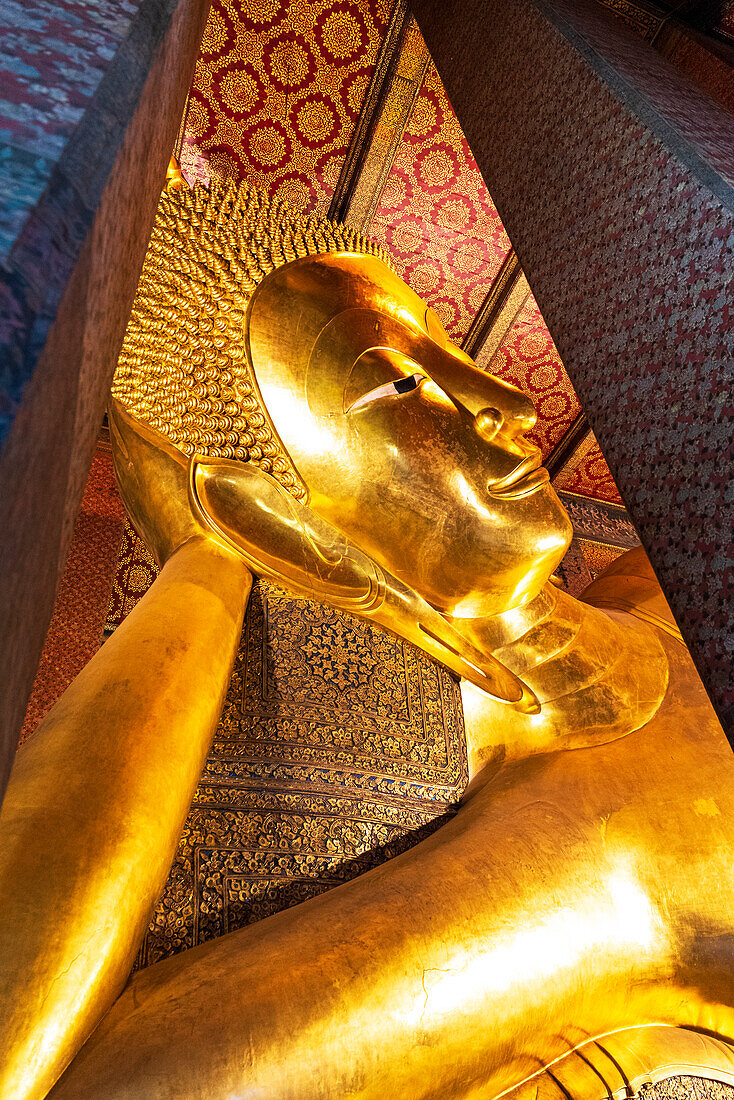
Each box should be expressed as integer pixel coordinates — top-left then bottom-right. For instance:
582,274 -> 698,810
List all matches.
0,536 -> 251,1100
503,1025 -> 734,1100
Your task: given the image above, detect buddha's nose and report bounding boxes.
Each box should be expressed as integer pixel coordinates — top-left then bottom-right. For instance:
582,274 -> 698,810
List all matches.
424,344 -> 537,442
474,377 -> 537,443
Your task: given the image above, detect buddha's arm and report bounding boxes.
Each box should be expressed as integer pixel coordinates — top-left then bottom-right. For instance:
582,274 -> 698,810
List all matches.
50,649 -> 734,1100
0,535 -> 251,1100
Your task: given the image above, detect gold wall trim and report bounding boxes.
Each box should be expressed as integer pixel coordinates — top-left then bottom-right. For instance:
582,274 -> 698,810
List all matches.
462,249 -> 531,364
328,2 -> 430,231
595,0 -> 664,39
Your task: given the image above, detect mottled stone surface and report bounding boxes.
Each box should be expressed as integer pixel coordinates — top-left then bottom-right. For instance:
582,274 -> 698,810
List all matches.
0,0 -> 137,266
412,0 -> 734,738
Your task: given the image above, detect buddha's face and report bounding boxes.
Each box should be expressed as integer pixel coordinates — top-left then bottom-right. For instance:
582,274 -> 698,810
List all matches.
247,253 -> 571,618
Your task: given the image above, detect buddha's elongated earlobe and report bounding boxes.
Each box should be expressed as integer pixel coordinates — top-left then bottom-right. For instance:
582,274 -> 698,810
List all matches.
189,455 -> 540,713
108,399 -> 205,567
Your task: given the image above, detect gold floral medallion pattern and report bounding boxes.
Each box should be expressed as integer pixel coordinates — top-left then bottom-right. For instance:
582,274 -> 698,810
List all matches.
553,429 -> 623,504
182,0 -> 391,215
105,522 -> 158,631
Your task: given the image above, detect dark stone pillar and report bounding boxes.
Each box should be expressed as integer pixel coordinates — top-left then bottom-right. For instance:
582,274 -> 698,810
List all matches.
0,0 -> 211,802
411,0 -> 734,738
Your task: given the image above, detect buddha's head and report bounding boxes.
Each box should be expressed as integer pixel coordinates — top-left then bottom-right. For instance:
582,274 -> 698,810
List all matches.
113,179 -> 571,621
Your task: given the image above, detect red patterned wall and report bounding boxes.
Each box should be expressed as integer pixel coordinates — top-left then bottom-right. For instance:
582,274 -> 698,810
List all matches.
368,60 -> 512,341
20,449 -> 125,743
182,0 -> 390,215
476,292 -> 582,458
484,296 -> 622,499
559,457 -> 623,504
366,50 -> 621,496
554,430 -> 623,504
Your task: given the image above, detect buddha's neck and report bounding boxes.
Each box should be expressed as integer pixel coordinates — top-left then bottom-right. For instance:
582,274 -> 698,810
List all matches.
454,582 -> 669,757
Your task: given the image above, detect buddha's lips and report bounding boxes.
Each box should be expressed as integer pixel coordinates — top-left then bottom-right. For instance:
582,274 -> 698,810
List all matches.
488,456 -> 549,500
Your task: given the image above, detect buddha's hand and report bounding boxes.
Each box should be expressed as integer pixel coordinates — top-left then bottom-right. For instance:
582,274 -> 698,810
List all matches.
108,399 -> 211,567
187,456 -> 536,708
110,400 -> 533,706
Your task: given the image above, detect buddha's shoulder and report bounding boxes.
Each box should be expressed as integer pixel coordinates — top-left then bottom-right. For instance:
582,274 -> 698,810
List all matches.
581,544 -> 683,644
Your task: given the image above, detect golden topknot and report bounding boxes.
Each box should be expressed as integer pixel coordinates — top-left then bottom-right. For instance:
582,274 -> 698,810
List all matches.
112,176 -> 393,500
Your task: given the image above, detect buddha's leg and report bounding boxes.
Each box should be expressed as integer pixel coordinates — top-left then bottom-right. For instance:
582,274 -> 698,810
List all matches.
49,704 -> 734,1100
0,536 -> 251,1100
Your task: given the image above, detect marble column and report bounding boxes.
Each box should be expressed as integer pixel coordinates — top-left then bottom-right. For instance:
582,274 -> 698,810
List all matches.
411,0 -> 734,739
0,0 -> 211,802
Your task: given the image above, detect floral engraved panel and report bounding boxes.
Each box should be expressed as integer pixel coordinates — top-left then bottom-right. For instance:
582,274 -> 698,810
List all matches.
257,593 -> 411,717
105,520 -> 158,631
135,579 -> 466,968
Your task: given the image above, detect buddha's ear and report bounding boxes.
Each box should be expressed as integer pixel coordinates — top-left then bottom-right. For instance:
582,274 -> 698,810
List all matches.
190,456 -> 539,712
108,400 -> 204,567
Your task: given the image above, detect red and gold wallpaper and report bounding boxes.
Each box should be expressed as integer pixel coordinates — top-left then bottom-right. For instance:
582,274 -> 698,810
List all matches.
554,430 -> 623,504
20,449 -> 125,741
477,293 -> 582,459
478,296 -> 620,500
182,0 -> 390,215
364,49 -> 619,493
368,60 -> 512,342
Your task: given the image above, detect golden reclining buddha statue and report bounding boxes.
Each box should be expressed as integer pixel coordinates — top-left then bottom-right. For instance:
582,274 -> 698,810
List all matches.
1,172 -> 733,1100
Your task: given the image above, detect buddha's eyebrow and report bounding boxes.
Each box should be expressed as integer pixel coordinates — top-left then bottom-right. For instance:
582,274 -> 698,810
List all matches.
346,372 -> 423,414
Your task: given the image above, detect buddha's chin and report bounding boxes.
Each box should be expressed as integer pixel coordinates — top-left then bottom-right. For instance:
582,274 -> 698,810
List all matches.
439,526 -> 571,621
446,572 -> 551,621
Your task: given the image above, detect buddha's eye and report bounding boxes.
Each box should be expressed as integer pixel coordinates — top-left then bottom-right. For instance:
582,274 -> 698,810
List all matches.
346,372 -> 424,413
